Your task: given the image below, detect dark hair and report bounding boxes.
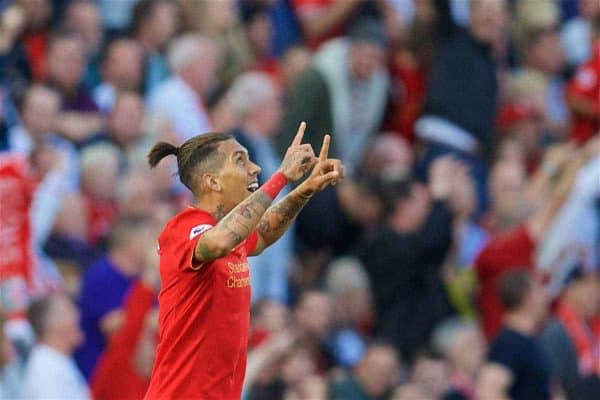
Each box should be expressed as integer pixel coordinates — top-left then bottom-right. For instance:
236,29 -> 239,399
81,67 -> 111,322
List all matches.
148,133 -> 233,195
131,0 -> 171,35
498,270 -> 533,311
28,297 -> 54,338
376,175 -> 416,218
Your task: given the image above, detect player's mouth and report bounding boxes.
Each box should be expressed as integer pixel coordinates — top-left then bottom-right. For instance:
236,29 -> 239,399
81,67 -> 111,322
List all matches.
247,181 -> 259,193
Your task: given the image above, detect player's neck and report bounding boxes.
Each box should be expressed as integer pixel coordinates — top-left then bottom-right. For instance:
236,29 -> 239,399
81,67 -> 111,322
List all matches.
195,196 -> 230,221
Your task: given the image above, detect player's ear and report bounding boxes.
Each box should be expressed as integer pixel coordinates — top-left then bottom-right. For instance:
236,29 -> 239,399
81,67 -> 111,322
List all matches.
202,172 -> 222,193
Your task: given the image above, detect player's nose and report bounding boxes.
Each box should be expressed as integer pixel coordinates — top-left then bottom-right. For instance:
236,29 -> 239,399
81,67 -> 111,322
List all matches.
249,160 -> 261,177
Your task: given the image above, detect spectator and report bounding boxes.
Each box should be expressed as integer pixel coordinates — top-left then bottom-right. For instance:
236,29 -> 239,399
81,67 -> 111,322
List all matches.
91,244 -> 159,400
476,143 -> 594,340
131,0 -> 178,93
75,217 -> 152,379
242,4 -> 281,85
0,4 -> 30,90
61,0 -> 103,89
249,300 -> 290,349
361,133 -> 413,180
565,15 -> 600,144
8,84 -> 79,189
415,0 -> 508,210
280,17 -> 389,175
79,143 -> 120,246
0,144 -> 70,336
21,293 -> 90,399
409,350 -> 450,399
89,91 -> 146,163
324,256 -> 372,367
293,290 -> 334,368
433,318 -> 486,400
191,0 -> 251,88
357,157 -> 466,363
228,72 -> 292,304
46,32 -> 103,144
540,268 -> 600,400
481,158 -> 527,236
330,342 -> 400,400
147,34 -> 220,141
519,28 -> 569,140
93,39 -> 143,113
280,45 -> 312,90
116,168 -> 159,220
478,271 -> 552,400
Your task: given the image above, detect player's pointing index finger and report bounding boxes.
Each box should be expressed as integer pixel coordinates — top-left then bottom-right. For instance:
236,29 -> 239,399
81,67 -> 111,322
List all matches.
319,134 -> 331,161
291,121 -> 306,146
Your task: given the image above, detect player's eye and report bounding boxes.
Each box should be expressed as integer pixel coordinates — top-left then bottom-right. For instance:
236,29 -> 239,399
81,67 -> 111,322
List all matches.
237,157 -> 245,166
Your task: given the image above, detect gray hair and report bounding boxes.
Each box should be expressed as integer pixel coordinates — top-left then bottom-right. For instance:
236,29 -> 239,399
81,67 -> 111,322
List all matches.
227,72 -> 278,119
325,256 -> 371,297
431,318 -> 479,356
80,143 -> 120,175
167,34 -> 215,73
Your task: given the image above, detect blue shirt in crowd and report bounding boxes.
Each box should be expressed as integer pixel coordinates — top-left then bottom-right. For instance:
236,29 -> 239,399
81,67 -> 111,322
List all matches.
74,256 -> 136,379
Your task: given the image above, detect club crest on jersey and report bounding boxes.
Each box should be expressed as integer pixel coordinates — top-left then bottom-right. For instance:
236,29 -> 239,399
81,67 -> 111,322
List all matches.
190,224 -> 213,240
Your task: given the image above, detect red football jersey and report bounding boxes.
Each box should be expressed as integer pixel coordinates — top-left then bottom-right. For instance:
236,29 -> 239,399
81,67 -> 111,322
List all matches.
0,154 -> 36,315
145,207 -> 258,400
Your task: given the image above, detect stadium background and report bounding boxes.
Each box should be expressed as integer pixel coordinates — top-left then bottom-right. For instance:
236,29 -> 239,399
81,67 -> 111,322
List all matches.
0,0 -> 599,399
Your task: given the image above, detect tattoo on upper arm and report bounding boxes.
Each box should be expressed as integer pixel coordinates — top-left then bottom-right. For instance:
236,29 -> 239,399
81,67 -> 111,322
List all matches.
196,241 -> 214,261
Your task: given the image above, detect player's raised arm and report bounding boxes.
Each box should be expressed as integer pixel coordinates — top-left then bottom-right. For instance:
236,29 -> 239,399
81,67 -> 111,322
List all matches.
252,133 -> 345,255
193,122 -> 316,263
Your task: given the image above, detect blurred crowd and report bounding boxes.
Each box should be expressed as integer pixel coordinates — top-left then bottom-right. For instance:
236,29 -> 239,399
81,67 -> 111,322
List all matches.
0,0 -> 600,399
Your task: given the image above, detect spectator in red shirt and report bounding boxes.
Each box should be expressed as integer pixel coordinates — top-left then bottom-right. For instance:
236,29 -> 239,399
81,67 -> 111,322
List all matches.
566,16 -> 600,144
79,143 -> 120,247
144,124 -> 344,398
476,143 -> 597,340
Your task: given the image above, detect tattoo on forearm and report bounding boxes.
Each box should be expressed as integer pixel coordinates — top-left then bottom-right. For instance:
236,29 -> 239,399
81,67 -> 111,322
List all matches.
258,191 -> 311,244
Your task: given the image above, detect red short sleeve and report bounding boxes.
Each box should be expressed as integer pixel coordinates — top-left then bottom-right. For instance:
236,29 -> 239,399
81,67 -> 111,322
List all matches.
245,231 -> 259,255
158,209 -> 216,273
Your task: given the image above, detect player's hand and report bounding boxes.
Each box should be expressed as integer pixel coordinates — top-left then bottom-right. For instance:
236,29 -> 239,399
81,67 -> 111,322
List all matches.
299,134 -> 345,196
278,122 -> 317,182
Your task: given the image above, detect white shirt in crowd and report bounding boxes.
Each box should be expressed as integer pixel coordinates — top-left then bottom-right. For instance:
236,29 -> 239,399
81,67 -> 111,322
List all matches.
147,76 -> 212,141
21,344 -> 91,400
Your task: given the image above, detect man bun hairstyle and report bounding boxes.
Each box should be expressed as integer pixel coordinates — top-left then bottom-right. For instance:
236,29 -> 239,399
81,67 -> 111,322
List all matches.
148,132 -> 233,194
147,141 -> 179,167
